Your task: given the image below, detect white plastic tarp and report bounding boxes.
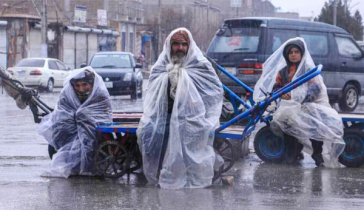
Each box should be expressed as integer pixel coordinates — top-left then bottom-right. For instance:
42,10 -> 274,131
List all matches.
37,67 -> 112,177
253,37 -> 345,168
137,28 -> 224,189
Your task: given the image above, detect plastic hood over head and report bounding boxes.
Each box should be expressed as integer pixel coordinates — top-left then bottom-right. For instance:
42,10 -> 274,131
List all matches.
137,28 -> 224,189
37,67 -> 112,178
283,40 -> 305,64
254,37 -> 345,168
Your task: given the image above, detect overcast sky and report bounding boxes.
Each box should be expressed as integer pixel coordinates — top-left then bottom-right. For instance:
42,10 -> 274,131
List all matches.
270,0 -> 364,18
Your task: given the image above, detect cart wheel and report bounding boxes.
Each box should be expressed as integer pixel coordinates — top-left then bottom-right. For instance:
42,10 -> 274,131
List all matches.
339,127 -> 364,167
94,141 -> 130,178
254,126 -> 286,163
214,138 -> 235,173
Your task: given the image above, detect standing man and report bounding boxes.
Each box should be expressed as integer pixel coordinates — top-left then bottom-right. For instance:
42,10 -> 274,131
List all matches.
137,28 -> 224,189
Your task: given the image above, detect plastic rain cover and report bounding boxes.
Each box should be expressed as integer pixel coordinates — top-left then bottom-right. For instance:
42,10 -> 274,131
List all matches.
253,37 -> 345,168
37,67 -> 112,178
137,28 -> 224,189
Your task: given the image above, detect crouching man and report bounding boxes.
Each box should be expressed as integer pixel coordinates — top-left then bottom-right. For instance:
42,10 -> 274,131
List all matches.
37,67 -> 112,178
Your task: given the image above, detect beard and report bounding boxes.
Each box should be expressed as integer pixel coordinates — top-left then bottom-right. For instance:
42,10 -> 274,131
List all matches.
167,54 -> 186,99
171,52 -> 185,65
75,89 -> 92,103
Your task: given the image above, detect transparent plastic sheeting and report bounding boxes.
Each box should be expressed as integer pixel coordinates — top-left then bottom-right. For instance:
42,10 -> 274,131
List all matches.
253,37 -> 345,168
137,28 -> 224,189
37,67 -> 112,178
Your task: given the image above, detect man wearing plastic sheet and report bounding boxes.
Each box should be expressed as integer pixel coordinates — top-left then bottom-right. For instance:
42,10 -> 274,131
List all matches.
37,67 -> 112,178
253,37 -> 345,168
137,28 -> 224,189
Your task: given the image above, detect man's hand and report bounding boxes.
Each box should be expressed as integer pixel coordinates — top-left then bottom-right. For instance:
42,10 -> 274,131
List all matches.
281,93 -> 291,100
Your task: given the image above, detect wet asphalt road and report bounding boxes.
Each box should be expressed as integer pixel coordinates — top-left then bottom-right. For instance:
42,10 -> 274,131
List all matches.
1,82 -> 364,210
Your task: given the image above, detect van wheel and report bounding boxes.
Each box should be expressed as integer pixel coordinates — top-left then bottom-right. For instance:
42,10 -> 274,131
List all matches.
339,84 -> 359,112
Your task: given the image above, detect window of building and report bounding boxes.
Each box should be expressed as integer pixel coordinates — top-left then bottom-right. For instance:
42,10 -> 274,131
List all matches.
122,32 -> 126,51
130,33 -> 134,53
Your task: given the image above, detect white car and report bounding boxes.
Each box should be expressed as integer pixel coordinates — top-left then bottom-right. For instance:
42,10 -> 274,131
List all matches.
7,58 -> 71,92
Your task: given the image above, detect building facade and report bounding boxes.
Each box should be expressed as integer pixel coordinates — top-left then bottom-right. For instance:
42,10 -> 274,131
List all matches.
0,0 -> 144,68
143,0 -> 222,58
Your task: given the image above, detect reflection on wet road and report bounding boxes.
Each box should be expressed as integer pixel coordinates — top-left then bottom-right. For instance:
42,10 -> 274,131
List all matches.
1,84 -> 364,209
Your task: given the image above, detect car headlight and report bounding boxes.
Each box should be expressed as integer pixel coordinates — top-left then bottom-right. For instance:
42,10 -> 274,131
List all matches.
123,73 -> 132,81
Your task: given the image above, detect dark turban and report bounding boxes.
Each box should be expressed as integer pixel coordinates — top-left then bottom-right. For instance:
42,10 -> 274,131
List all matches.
170,30 -> 190,47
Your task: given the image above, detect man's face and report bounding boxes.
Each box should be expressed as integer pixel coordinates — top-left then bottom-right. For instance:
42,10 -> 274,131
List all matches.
171,41 -> 189,57
288,47 -> 302,64
73,81 -> 93,95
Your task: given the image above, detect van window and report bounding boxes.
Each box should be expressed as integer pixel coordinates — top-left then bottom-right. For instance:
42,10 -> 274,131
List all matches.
300,32 -> 328,56
268,29 -> 298,54
208,27 -> 260,53
335,36 -> 362,58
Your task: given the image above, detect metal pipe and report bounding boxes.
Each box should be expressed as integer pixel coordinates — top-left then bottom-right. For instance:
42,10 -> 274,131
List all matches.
223,84 -> 251,109
216,65 -> 323,132
217,64 -> 254,94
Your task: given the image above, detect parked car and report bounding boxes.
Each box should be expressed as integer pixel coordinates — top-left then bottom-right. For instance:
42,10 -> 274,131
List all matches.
207,17 -> 364,112
6,58 -> 71,92
357,41 -> 364,51
83,52 -> 143,99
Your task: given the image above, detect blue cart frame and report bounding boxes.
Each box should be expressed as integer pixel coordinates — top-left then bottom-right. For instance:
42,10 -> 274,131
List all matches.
94,64 -> 325,178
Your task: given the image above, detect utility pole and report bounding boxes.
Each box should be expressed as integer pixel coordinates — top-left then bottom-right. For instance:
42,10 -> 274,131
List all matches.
333,0 -> 337,26
157,0 -> 161,56
207,1 -> 210,35
41,0 -> 48,58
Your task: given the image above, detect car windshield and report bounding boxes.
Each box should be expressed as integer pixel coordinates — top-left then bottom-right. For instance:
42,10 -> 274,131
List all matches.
207,26 -> 260,53
90,54 -> 132,68
15,59 -> 45,67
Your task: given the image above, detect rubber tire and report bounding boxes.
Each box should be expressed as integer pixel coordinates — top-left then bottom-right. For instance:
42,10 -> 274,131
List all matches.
46,79 -> 54,92
339,127 -> 364,167
254,126 -> 286,163
254,126 -> 303,164
48,145 -> 57,159
338,84 -> 359,112
254,127 -> 303,164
